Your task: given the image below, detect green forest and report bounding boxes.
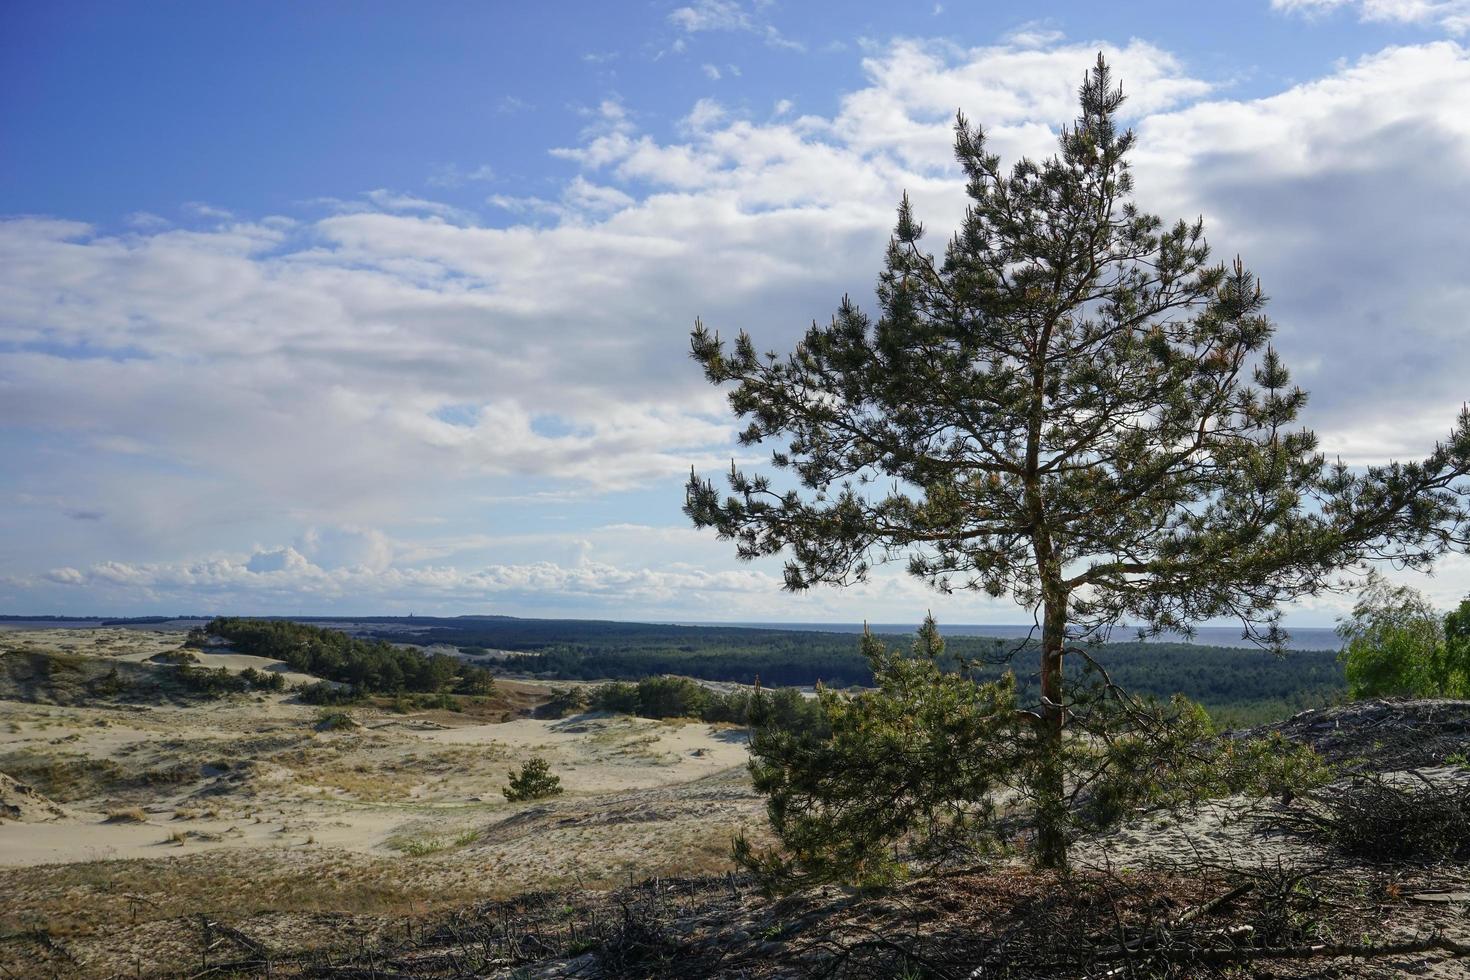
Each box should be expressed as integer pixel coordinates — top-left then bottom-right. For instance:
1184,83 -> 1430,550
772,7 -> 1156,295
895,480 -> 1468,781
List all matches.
259,615 -> 1348,725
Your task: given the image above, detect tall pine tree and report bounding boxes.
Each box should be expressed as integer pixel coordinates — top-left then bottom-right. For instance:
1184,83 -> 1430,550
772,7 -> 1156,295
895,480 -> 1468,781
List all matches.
686,55 -> 1470,868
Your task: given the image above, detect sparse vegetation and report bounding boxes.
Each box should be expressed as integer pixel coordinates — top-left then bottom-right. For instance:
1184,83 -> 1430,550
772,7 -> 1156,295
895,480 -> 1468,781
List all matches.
104,806 -> 148,823
503,757 -> 563,802
148,649 -> 199,665
2,625 -> 1467,979
314,709 -> 358,731
1269,773 -> 1470,863
387,828 -> 483,857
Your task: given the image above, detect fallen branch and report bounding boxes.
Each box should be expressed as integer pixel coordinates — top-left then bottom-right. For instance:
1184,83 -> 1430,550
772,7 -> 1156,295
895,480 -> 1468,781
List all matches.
1153,933 -> 1470,965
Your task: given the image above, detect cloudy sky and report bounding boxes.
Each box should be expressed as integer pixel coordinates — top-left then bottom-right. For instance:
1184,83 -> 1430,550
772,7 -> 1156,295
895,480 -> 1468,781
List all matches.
2,0 -> 1468,624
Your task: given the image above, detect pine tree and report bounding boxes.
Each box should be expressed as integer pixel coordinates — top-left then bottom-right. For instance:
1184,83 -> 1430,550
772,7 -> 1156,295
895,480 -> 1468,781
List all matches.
686,55 -> 1470,869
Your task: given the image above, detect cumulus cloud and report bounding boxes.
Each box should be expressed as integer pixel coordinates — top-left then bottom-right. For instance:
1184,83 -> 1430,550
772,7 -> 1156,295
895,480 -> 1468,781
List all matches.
1273,0 -> 1470,34
1131,41 -> 1470,457
3,34 -> 1469,617
16,520 -> 1027,622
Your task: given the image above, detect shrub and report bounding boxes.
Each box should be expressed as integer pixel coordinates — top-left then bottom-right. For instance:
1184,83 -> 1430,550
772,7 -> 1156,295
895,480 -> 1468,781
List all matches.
296,681 -> 361,705
503,757 -> 563,802
453,666 -> 496,695
176,665 -> 250,697
535,686 -> 589,719
1272,774 -> 1470,862
633,675 -> 710,719
735,619 -> 1334,891
1338,574 -> 1470,698
315,710 -> 358,731
90,665 -> 127,697
582,676 -> 829,735
417,691 -> 462,711
589,681 -> 640,715
150,650 -> 200,665
738,623 -> 1020,889
239,666 -> 287,691
1081,698 -> 1332,827
105,807 -> 148,823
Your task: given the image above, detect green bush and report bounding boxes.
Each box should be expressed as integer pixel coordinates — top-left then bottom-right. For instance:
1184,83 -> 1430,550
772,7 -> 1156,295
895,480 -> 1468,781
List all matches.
149,650 -> 200,665
176,665 -> 250,697
296,681 -> 361,706
238,666 -> 287,691
1338,575 -> 1470,699
1081,698 -> 1332,827
315,710 -> 358,731
589,681 -> 640,714
738,622 -> 1020,889
735,619 -> 1334,891
535,686 -> 590,719
503,757 -> 563,802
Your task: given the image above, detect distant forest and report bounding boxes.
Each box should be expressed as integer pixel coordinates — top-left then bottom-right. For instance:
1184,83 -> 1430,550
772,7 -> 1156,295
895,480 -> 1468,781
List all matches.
312,615 -> 1344,726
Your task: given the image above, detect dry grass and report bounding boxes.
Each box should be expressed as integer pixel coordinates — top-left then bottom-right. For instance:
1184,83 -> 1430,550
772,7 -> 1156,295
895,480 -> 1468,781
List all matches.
104,806 -> 148,823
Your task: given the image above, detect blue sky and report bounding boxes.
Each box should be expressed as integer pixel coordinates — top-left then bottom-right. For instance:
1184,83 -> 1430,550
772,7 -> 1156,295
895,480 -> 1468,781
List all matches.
3,0 -> 1469,625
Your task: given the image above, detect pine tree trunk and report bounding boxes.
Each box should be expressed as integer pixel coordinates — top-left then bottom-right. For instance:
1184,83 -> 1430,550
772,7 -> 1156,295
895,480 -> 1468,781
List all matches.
1035,590 -> 1069,869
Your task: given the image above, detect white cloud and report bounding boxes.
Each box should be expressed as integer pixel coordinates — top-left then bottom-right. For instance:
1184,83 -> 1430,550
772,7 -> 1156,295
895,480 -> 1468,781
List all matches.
669,0 -> 749,33
702,63 -> 722,80
426,163 -> 496,188
125,211 -> 170,230
667,0 -> 805,52
4,35 -> 1470,618
682,97 -> 728,132
363,189 -> 478,224
1003,20 -> 1065,47
1274,0 -> 1470,34
1130,41 -> 1470,455
17,523 -> 1030,622
182,201 -> 233,221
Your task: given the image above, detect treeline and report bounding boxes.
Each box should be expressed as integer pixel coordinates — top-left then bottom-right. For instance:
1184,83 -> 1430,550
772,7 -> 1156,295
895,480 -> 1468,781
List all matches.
511,636 -> 1344,720
363,616 -> 1344,713
204,617 -> 493,696
541,675 -> 826,733
518,643 -> 874,688
205,615 -> 1346,723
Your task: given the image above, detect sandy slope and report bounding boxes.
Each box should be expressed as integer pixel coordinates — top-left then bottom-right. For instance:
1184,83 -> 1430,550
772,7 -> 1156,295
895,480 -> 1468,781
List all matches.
0,627 -> 766,975
11,627 -> 1464,978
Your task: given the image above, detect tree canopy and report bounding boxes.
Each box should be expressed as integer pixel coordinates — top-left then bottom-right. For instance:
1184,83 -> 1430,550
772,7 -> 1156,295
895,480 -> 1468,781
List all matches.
1338,575 -> 1470,699
687,55 -> 1470,867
